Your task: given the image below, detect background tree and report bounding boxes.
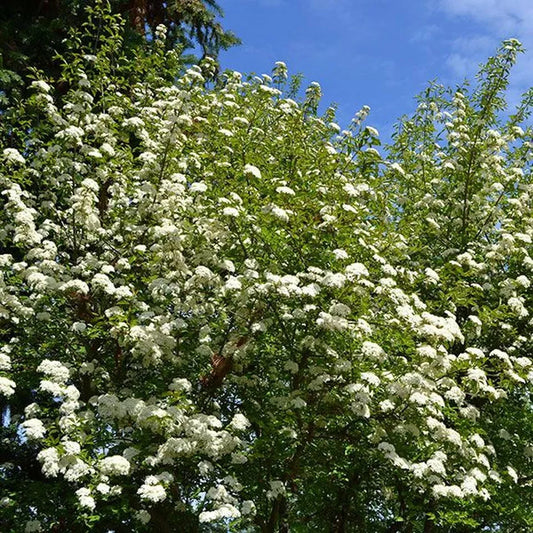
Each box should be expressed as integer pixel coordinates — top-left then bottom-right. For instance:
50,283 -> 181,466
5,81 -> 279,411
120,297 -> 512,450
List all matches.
0,0 -> 238,75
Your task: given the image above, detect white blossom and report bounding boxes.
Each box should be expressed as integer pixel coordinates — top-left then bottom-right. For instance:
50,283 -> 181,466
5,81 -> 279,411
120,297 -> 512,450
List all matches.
138,477 -> 167,502
24,520 -> 42,533
229,413 -> 250,431
75,488 -> 96,510
0,377 -> 16,397
223,207 -> 240,217
99,455 -> 131,476
244,164 -> 261,179
37,360 -> 70,383
21,418 -> 46,440
37,448 -> 60,477
3,148 -> 26,165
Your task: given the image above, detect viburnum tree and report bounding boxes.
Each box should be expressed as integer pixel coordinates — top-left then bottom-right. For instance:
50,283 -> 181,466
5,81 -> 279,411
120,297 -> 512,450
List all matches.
1,5 -> 532,532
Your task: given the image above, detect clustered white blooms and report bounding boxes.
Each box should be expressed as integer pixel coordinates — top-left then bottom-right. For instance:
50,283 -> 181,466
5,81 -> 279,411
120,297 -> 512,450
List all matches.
21,418 -> 46,440
24,520 -> 42,533
75,488 -> 96,510
98,455 -> 131,476
137,475 -> 169,503
1,33 -> 532,530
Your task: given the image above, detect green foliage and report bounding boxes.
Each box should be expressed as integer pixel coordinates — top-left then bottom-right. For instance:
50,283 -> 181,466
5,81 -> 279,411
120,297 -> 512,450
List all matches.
0,0 -> 238,74
0,9 -> 532,533
0,0 -> 239,136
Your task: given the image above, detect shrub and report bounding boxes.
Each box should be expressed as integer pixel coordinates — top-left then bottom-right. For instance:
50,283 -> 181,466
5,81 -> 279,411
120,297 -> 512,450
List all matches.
0,8 -> 532,532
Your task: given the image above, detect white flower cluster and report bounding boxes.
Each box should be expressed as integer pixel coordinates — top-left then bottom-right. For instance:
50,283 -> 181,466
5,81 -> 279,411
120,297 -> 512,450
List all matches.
137,473 -> 173,503
98,455 -> 131,476
0,376 -> 16,397
37,359 -> 70,383
2,39 -> 532,530
21,418 -> 46,440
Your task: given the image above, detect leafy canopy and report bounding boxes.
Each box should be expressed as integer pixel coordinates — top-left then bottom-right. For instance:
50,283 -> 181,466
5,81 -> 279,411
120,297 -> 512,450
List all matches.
0,6 -> 532,532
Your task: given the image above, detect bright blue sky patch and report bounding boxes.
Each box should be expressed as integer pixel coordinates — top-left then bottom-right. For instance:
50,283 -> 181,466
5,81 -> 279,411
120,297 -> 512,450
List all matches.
220,0 -> 532,138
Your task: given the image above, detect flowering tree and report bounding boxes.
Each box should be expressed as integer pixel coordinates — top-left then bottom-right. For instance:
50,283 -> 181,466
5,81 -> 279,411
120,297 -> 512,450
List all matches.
0,8 -> 532,532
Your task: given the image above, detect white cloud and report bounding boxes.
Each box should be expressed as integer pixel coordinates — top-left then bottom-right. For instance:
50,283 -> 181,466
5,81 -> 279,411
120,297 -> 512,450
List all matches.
445,53 -> 475,79
255,0 -> 285,6
440,0 -> 533,33
444,35 -> 495,78
410,24 -> 440,44
307,0 -> 355,22
438,0 -> 533,108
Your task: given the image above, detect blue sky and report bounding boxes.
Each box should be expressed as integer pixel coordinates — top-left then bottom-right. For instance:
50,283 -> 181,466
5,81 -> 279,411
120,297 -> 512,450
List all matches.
219,0 -> 532,139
